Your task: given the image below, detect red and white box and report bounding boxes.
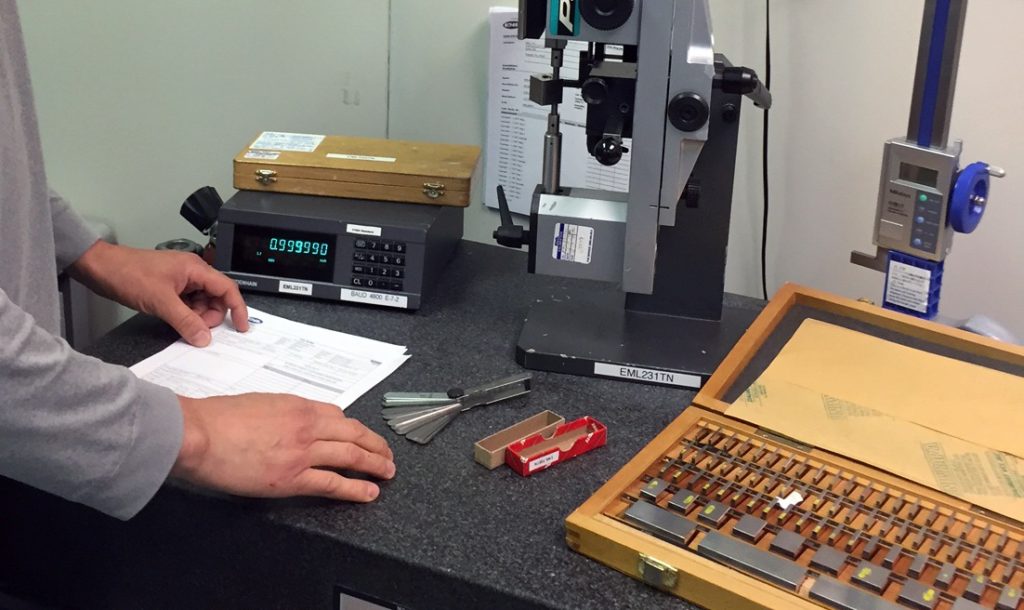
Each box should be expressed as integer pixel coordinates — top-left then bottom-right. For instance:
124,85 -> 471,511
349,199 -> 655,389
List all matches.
505,416 -> 607,477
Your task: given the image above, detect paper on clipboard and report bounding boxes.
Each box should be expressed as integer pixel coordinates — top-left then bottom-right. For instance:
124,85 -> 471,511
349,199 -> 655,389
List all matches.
730,376 -> 1024,522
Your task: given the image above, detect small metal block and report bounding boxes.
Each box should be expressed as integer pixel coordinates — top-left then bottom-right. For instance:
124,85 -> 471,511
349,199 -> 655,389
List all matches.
770,530 -> 807,559
908,553 -> 928,579
965,574 -> 987,602
623,501 -> 697,547
810,546 -> 849,576
733,514 -> 768,543
529,74 -> 563,107
697,501 -> 729,528
898,580 -> 940,610
862,536 -> 881,560
640,478 -> 670,501
852,561 -> 892,593
934,562 -> 956,590
668,491 -> 699,513
997,586 -> 1022,610
883,544 -> 903,569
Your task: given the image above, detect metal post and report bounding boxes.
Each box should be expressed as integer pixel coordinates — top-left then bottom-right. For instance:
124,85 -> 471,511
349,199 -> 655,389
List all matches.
906,0 -> 968,150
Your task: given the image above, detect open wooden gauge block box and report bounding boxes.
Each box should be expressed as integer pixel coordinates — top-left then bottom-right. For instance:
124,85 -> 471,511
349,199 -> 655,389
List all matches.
565,284 -> 1024,610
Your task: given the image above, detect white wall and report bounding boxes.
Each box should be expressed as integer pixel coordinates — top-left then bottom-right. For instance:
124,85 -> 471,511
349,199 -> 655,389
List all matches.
23,1 -> 1024,338
21,1 -> 390,253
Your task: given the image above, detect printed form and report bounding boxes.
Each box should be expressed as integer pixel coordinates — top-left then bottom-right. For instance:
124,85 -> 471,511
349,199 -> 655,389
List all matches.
131,308 -> 408,410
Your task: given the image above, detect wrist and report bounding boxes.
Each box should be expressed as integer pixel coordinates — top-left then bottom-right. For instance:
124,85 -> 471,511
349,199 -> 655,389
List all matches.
69,239 -> 118,287
172,396 -> 209,479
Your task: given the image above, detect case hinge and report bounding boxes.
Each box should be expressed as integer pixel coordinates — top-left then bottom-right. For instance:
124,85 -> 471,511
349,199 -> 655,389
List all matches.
254,169 -> 278,185
422,182 -> 446,199
637,553 -> 678,591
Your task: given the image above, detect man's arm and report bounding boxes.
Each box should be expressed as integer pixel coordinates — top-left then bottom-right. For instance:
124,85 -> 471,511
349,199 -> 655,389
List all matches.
39,194 -> 396,511
48,189 -> 101,271
0,286 -> 184,520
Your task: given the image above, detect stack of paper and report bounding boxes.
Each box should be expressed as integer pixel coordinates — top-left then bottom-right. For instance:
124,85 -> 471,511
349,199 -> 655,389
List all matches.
131,308 -> 408,410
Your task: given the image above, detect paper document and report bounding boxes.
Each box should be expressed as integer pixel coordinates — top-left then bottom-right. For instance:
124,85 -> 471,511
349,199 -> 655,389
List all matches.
131,308 -> 408,410
484,7 -> 631,216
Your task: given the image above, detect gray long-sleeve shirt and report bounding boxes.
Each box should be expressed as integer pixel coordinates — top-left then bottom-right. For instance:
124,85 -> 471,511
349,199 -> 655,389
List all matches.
1,1 -> 183,519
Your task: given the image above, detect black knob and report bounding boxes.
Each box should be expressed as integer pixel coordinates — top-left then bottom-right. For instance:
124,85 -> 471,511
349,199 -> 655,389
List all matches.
180,186 -> 224,234
580,0 -> 634,30
592,136 -> 628,167
581,77 -> 608,105
667,92 -> 710,132
683,181 -> 701,209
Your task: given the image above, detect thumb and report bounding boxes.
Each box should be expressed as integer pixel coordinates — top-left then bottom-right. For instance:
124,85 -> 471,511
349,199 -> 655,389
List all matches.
159,297 -> 213,347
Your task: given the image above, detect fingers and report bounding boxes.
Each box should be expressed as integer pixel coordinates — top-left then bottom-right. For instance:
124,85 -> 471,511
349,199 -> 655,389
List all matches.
310,402 -> 393,460
188,263 -> 249,333
160,295 -> 214,347
294,469 -> 381,502
187,294 -> 229,328
309,440 -> 396,481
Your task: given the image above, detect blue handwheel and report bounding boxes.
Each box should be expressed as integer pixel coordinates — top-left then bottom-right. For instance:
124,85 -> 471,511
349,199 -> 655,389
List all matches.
950,162 -> 990,234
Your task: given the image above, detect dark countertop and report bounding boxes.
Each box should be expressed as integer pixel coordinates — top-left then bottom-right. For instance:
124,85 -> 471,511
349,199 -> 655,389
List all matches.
1,241 -> 762,610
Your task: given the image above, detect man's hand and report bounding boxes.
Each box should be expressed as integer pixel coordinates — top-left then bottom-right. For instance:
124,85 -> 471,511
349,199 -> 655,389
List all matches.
173,394 -> 395,502
71,240 -> 248,346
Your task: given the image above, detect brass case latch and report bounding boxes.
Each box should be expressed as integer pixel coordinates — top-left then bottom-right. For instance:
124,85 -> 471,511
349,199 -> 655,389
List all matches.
422,182 -> 446,199
638,553 -> 678,591
254,169 -> 278,185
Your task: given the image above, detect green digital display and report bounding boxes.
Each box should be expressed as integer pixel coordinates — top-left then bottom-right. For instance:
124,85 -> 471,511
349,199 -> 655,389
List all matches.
231,225 -> 336,282
268,237 -> 330,257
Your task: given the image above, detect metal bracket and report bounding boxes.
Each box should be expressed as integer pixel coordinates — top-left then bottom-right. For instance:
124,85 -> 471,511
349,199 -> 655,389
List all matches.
423,182 -> 446,199
850,246 -> 890,273
254,169 -> 278,185
637,553 -> 678,591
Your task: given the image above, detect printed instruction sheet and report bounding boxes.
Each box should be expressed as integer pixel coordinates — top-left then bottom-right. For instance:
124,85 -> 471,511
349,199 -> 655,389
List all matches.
131,308 -> 408,410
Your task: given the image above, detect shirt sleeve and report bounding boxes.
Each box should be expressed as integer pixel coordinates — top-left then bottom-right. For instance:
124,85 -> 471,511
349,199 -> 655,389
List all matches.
0,286 -> 184,520
49,188 -> 100,270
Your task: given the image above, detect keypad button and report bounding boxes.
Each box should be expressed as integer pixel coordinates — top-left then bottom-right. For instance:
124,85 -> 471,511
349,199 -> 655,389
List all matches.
367,240 -> 380,250
352,277 -> 364,287
353,251 -> 367,262
392,281 -> 403,292
381,242 -> 394,252
352,265 -> 368,275
354,239 -> 368,249
365,278 -> 379,289
381,254 -> 393,265
367,253 -> 380,264
392,268 -> 404,279
394,243 -> 406,253
394,255 -> 405,266
375,267 -> 389,277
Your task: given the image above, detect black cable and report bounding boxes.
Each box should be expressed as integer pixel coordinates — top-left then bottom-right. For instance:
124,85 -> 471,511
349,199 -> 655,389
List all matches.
761,0 -> 772,301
